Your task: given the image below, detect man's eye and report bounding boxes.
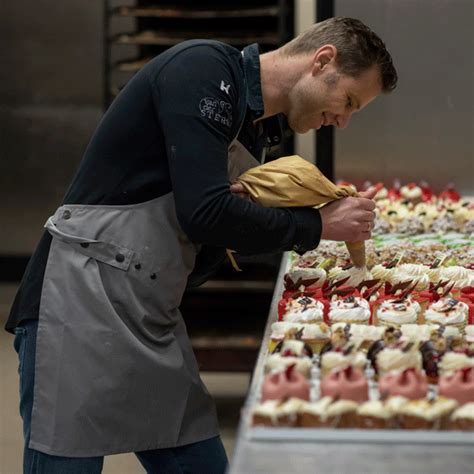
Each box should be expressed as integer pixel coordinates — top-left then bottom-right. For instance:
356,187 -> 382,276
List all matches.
347,97 -> 353,108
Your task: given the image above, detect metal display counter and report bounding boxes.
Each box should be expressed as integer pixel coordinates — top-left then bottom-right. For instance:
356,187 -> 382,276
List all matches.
229,253 -> 474,474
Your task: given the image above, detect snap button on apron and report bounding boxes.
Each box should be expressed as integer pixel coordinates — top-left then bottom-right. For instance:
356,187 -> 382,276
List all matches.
134,263 -> 142,270
115,253 -> 125,263
62,210 -> 71,220
80,243 -> 89,248
150,273 -> 157,280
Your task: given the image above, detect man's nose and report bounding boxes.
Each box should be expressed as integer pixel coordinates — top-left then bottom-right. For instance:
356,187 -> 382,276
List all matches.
336,113 -> 351,129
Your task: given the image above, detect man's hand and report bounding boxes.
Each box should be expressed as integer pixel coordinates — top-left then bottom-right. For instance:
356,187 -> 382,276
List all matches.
319,187 -> 377,242
230,182 -> 252,201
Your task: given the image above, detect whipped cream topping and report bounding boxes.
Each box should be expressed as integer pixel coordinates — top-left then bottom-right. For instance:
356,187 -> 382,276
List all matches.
375,187 -> 388,200
287,267 -> 327,286
390,269 -> 430,290
376,348 -> 422,375
252,398 -> 304,424
329,296 -> 371,322
357,400 -> 392,419
252,400 -> 280,418
451,402 -> 474,421
299,397 -> 333,417
465,325 -> 474,342
270,322 -> 330,340
438,352 -> 474,375
332,323 -> 384,341
377,298 -> 419,325
384,396 -> 409,414
283,296 -> 324,323
442,326 -> 461,338
439,266 -> 474,288
401,323 -> 439,341
326,400 -> 359,417
425,297 -> 468,325
399,397 -> 458,421
401,185 -> 422,200
265,355 -> 313,375
320,350 -> 367,373
277,339 -> 307,356
328,266 -> 373,287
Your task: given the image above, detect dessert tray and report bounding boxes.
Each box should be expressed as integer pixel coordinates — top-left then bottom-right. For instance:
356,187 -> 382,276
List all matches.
245,205 -> 474,446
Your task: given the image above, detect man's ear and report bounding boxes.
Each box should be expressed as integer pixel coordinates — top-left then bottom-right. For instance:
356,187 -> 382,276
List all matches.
311,45 -> 337,75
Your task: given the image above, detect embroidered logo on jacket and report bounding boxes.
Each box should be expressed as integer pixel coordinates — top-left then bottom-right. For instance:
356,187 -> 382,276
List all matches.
220,80 -> 231,95
199,97 -> 232,127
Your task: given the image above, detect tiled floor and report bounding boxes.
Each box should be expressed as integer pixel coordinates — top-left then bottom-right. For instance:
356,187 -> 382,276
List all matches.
0,284 -> 249,474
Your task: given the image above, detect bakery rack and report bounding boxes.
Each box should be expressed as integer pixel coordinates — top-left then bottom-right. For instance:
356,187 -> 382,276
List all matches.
103,0 -> 294,109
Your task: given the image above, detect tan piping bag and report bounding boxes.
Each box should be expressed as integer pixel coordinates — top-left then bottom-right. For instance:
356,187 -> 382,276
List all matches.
236,155 -> 366,267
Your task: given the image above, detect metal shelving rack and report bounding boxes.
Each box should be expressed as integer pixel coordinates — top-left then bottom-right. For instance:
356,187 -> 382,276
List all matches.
103,0 -> 295,110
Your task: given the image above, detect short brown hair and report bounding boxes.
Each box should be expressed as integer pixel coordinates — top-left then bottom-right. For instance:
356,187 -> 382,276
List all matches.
282,17 -> 398,93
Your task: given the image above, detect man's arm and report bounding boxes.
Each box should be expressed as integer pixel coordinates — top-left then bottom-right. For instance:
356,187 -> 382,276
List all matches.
151,44 -> 322,254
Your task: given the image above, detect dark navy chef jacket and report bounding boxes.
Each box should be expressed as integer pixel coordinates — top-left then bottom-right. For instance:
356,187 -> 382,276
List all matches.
6,40 -> 322,333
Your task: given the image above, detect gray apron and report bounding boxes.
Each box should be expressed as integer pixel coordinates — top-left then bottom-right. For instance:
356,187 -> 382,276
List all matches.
29,137 -> 260,457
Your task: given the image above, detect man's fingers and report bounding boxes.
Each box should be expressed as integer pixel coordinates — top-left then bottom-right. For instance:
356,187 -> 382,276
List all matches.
230,183 -> 245,193
358,197 -> 376,210
359,187 -> 378,200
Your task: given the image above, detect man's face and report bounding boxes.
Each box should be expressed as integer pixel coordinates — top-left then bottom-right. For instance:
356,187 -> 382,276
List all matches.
287,60 -> 382,134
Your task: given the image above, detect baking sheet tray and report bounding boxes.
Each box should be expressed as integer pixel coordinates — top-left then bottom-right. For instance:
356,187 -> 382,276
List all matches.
248,426 -> 474,445
245,251 -> 474,447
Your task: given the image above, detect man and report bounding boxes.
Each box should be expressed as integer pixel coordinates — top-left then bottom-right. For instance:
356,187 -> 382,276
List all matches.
7,17 -> 397,474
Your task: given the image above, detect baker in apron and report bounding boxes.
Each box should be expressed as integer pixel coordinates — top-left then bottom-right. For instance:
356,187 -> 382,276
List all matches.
8,19 -> 395,473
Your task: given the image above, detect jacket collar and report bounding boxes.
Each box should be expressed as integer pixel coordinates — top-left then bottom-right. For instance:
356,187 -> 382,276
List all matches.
242,43 -> 264,120
242,43 -> 282,147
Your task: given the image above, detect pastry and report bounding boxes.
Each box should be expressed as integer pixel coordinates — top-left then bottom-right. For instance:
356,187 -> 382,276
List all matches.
269,321 -> 330,353
448,402 -> 474,431
261,364 -> 311,402
378,368 -> 428,400
438,367 -> 474,406
376,296 -> 420,327
328,295 -> 371,325
438,351 -> 474,376
375,342 -> 422,377
281,295 -> 325,323
356,400 -> 395,429
320,366 -> 369,403
320,327 -> 367,377
298,397 -> 333,427
251,398 -> 304,427
425,297 -> 468,330
325,400 -> 359,428
398,397 -> 458,430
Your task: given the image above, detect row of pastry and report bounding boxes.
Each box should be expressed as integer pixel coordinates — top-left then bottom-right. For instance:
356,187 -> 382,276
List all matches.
253,327 -> 474,430
308,239 -> 473,271
278,291 -> 472,331
333,180 -> 474,235
287,256 -> 474,291
374,199 -> 474,236
252,397 -> 473,431
266,325 -> 474,384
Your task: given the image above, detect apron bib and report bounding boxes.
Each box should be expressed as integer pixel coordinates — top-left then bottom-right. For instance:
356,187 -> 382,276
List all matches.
30,137 -> 260,456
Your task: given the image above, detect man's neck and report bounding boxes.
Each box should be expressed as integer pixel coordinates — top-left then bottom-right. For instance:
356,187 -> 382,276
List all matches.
258,50 -> 308,121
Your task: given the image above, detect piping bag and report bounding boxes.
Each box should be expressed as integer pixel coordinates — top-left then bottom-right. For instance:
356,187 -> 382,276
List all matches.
236,155 -> 366,267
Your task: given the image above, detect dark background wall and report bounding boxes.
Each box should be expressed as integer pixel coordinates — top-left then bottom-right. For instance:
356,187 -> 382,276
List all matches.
1,1 -> 104,255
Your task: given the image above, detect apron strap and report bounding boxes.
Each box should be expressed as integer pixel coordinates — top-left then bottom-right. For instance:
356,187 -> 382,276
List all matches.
45,216 -> 134,271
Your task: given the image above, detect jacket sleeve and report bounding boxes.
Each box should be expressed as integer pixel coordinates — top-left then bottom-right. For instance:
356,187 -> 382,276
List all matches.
150,44 -> 321,254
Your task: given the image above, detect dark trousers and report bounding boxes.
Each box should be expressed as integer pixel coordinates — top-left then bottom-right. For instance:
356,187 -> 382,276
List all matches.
14,320 -> 228,474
